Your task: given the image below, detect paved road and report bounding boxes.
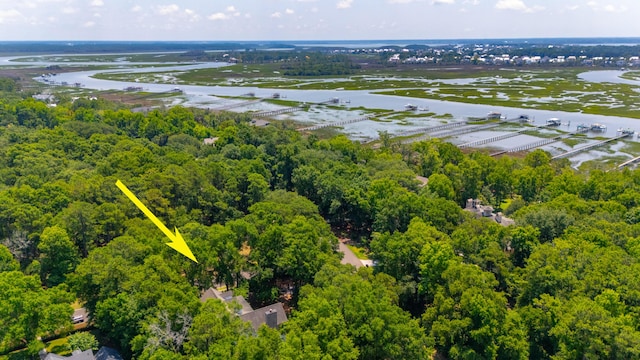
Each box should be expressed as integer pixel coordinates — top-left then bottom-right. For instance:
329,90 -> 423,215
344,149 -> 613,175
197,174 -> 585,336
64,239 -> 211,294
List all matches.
338,242 -> 363,268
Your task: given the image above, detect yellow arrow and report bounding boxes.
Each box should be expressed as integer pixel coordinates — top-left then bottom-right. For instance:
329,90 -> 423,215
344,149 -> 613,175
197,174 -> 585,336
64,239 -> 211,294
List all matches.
116,180 -> 198,263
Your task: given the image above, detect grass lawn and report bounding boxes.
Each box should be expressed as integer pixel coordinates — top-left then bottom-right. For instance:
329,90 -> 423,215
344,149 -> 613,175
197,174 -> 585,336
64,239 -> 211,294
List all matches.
46,337 -> 70,356
347,244 -> 370,260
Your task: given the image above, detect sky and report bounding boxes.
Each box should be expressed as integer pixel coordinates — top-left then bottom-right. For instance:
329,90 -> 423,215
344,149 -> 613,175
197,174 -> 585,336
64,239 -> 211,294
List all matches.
0,0 -> 639,41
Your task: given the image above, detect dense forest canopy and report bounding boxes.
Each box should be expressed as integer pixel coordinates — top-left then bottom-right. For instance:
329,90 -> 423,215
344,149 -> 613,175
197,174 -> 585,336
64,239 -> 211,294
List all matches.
2,75 -> 640,360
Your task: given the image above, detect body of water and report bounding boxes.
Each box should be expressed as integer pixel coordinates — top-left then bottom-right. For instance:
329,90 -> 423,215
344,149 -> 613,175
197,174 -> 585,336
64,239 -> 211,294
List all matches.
4,54 -> 640,160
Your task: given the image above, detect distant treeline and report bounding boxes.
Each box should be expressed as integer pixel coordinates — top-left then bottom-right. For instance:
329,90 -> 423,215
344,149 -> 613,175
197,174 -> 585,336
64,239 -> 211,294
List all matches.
0,41 -> 295,54
498,45 -> 640,59
280,54 -> 360,76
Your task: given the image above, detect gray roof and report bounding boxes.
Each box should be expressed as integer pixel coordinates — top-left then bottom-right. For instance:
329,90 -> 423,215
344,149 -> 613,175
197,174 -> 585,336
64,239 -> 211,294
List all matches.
199,288 -> 218,302
200,287 -> 288,331
240,302 -> 288,332
233,295 -> 254,316
45,350 -> 94,360
95,347 -> 123,360
42,347 -> 122,360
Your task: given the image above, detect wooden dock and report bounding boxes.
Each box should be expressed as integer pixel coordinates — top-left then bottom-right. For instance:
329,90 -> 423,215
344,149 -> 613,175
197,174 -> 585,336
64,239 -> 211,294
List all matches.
489,126 -> 593,156
298,115 -> 372,131
459,122 -> 555,149
398,116 -> 530,145
212,99 -> 263,111
616,155 -> 640,169
252,105 -> 307,118
551,133 -> 632,160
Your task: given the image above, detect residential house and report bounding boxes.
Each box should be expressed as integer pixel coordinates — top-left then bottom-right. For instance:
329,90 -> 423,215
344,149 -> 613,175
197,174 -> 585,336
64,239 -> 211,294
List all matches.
200,288 -> 288,332
39,347 -> 123,360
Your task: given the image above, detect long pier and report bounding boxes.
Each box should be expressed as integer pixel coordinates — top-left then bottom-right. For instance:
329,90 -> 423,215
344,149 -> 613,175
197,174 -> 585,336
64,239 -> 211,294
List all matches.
298,115 -> 372,131
212,99 -> 262,111
399,116 -> 529,145
252,105 -> 306,118
551,133 -> 631,160
617,155 -> 640,169
459,122 -> 554,149
397,120 -> 469,138
251,98 -> 341,119
490,127 -> 594,156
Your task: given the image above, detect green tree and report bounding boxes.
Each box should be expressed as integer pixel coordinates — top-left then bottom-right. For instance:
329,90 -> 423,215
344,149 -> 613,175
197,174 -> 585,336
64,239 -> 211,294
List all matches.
38,226 -> 79,287
510,225 -> 540,267
427,173 -> 455,200
68,332 -> 99,351
0,244 -> 19,272
517,206 -> 575,243
185,299 -> 253,358
423,261 -> 524,359
290,264 -> 432,360
94,293 -> 143,355
0,271 -> 73,352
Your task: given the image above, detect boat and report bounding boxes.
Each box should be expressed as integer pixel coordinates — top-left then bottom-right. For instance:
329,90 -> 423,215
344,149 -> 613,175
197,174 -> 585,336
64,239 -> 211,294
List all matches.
546,118 -> 562,126
487,111 -> 502,120
590,123 -> 607,132
618,128 -> 635,135
405,104 -> 418,111
576,123 -> 590,132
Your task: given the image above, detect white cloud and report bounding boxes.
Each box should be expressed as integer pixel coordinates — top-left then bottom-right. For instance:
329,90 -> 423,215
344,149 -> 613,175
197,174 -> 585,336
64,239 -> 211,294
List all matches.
432,0 -> 454,4
90,0 -> 103,7
495,0 -> 526,10
495,0 -> 543,12
285,8 -> 294,14
184,8 -> 200,21
337,0 -> 353,9
271,11 -> 282,17
156,4 -> 179,15
603,4 -> 626,12
566,5 -> 579,11
208,12 -> 228,20
131,5 -> 142,12
83,21 -> 95,27
0,9 -> 22,23
226,6 -> 236,12
311,7 -> 319,12
588,2 -> 626,12
463,0 -> 479,4
389,0 -> 417,3
61,7 -> 77,14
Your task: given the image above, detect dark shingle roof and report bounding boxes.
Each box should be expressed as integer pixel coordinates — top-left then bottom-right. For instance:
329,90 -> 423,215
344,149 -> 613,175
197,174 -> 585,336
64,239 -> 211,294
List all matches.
95,347 -> 123,360
240,302 -> 288,332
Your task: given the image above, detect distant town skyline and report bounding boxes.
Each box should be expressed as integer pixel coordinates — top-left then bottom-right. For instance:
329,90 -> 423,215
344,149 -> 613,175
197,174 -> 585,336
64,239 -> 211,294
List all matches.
0,0 -> 639,41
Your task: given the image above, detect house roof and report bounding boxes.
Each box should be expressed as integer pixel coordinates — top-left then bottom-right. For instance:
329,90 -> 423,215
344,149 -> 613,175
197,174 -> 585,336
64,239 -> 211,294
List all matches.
240,302 -> 288,332
95,347 -> 123,360
199,287 -> 218,302
233,295 -> 254,316
41,347 -> 122,360
45,350 -> 94,360
200,287 -> 288,331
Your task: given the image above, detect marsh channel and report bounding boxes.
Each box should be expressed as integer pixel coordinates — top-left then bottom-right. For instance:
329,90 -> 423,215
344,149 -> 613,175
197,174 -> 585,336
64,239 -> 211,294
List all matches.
6,55 -> 640,168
